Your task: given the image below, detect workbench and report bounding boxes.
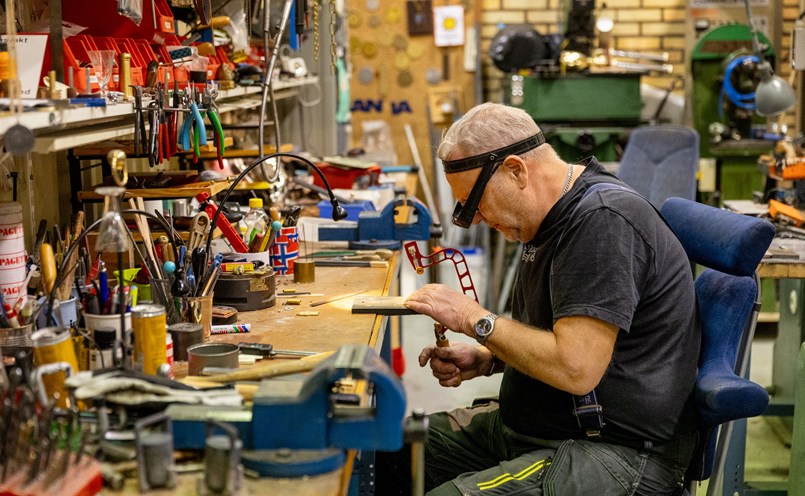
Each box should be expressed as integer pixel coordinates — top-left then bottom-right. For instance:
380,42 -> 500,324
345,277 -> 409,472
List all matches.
117,249 -> 401,496
721,200 -> 805,495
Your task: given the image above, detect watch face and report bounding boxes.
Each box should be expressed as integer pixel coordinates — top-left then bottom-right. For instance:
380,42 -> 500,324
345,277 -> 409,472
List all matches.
476,318 -> 492,336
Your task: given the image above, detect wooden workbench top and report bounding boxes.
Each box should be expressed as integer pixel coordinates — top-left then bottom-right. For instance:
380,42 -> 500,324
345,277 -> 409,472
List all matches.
208,252 -> 400,353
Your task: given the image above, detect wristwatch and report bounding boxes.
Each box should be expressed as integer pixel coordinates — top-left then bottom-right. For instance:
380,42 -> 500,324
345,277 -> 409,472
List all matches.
473,313 -> 499,344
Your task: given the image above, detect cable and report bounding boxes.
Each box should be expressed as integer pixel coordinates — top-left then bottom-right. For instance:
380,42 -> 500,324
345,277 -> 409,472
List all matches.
720,54 -> 760,116
203,152 -> 348,258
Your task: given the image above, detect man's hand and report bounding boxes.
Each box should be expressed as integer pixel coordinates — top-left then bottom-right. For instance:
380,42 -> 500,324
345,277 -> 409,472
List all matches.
419,342 -> 494,387
404,284 -> 485,336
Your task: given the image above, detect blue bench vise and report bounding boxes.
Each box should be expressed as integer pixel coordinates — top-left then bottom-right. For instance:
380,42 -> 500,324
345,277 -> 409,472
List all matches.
318,196 -> 436,249
251,344 -> 407,452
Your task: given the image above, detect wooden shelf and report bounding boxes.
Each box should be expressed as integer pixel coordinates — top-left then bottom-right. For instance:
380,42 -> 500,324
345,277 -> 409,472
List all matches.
0,76 -> 319,153
77,179 -> 230,201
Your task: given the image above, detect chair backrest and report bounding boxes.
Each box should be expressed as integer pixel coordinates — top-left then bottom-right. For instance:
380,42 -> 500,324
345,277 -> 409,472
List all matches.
660,198 -> 774,482
618,125 -> 699,208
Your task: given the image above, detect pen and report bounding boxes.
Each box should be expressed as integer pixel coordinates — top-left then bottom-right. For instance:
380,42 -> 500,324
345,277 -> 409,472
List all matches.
99,261 -> 109,314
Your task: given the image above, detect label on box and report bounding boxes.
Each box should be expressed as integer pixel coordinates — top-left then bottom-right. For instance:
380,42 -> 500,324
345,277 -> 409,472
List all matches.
0,34 -> 48,98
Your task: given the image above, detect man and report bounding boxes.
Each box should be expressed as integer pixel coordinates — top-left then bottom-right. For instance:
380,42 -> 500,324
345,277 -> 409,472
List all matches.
376,103 -> 700,495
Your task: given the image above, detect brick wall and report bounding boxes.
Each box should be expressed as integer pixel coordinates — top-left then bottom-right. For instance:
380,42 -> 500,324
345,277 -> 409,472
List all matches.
480,0 -> 801,129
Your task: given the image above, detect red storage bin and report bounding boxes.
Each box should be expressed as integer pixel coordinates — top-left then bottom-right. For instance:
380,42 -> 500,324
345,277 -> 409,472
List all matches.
62,0 -> 175,44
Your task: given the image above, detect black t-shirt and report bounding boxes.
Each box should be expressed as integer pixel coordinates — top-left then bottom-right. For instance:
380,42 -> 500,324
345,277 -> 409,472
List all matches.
501,158 -> 699,448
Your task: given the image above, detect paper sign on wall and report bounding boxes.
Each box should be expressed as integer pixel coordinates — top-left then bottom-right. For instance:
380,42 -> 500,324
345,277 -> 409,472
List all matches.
0,34 -> 48,98
433,5 -> 464,47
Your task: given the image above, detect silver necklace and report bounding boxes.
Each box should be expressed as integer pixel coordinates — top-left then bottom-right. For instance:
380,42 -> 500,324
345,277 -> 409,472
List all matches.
561,164 -> 574,196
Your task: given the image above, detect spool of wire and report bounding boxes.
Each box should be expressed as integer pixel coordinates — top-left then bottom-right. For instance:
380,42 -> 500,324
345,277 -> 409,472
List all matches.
720,54 -> 760,117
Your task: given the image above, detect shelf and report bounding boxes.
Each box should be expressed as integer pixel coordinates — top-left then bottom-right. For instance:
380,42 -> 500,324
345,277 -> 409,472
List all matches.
77,179 -> 230,202
0,76 -> 319,153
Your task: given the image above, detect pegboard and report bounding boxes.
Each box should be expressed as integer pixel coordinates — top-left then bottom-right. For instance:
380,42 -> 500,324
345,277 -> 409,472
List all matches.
348,0 -> 479,189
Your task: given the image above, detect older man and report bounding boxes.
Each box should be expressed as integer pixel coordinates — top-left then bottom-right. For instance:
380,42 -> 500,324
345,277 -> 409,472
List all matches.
376,103 -> 700,495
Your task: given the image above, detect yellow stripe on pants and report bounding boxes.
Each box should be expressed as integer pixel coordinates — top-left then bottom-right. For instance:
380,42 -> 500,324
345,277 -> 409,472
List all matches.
476,459 -> 552,491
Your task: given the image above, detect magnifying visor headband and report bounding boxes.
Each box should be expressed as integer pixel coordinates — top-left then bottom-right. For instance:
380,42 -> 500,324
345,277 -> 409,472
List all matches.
444,132 -> 545,228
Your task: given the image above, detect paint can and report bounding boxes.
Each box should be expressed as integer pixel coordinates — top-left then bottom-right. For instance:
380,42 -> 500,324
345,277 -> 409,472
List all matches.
0,202 -> 26,313
32,327 -> 79,408
187,342 -> 239,376
167,322 -> 203,361
132,304 -> 167,375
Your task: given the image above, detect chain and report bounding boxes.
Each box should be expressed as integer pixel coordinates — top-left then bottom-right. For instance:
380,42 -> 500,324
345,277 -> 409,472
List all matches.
329,0 -> 337,75
245,0 -> 251,38
313,0 -> 320,63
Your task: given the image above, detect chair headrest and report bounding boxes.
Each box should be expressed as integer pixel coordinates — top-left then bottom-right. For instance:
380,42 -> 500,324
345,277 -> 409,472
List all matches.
660,198 -> 775,276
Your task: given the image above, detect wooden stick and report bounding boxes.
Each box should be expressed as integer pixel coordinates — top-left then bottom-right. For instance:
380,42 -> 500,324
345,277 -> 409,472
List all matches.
200,351 -> 334,383
57,212 -> 84,300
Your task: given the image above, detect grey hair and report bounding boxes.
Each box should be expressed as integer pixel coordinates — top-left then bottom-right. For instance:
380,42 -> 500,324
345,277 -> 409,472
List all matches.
437,102 -> 542,163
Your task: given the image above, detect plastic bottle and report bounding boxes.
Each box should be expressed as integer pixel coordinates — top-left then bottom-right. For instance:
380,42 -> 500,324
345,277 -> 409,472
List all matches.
242,198 -> 270,245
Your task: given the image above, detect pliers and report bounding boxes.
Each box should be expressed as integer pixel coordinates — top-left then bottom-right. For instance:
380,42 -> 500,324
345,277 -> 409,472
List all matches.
148,83 -> 171,166
179,88 -> 208,160
133,86 -> 147,156
203,87 -> 225,169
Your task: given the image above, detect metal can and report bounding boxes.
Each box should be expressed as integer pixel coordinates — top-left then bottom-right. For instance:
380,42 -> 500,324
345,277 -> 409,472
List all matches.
132,304 -> 167,375
32,327 -> 79,408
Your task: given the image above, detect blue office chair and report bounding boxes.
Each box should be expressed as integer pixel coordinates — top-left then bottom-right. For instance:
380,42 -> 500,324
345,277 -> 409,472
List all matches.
660,198 -> 774,495
618,125 -> 699,208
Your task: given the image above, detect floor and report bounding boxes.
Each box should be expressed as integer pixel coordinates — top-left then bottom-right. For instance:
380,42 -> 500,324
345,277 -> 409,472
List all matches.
397,307 -> 792,494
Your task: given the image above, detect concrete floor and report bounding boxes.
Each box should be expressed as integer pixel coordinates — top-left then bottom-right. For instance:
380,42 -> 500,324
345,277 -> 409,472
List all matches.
398,316 -> 791,493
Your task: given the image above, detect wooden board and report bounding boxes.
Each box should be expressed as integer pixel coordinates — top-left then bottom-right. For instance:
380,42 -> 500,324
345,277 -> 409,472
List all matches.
202,249 -> 400,354
77,180 -> 229,201
351,296 -> 415,315
348,0 -> 478,188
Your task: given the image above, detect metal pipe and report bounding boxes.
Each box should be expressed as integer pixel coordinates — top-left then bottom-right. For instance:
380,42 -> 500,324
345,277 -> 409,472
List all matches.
609,49 -> 669,63
258,0 -> 293,168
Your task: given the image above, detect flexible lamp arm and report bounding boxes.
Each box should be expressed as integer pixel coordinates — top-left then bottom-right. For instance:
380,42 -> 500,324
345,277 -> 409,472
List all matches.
744,0 -> 764,58
203,152 -> 348,257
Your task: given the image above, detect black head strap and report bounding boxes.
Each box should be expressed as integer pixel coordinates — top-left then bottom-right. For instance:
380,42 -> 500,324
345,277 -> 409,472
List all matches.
442,132 -> 545,173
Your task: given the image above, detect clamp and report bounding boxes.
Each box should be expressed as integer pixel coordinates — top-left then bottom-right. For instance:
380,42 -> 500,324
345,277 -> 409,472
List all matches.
318,196 -> 435,249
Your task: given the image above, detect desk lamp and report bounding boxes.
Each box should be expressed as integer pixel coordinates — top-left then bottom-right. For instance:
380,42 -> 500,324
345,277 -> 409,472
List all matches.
744,0 -> 797,116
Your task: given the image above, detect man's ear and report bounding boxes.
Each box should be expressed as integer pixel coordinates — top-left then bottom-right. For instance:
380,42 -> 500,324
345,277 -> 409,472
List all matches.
501,155 -> 529,189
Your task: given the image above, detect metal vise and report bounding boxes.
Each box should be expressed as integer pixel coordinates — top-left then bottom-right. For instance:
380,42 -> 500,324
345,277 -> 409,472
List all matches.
318,196 -> 434,249
251,345 -> 407,452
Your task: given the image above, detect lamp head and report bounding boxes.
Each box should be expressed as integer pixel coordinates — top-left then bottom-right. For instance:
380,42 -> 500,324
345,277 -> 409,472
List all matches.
330,199 -> 349,221
755,61 -> 797,116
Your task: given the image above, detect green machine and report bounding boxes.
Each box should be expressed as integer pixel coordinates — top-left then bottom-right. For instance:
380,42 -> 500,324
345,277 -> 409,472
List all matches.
691,23 -> 777,203
501,73 -> 640,163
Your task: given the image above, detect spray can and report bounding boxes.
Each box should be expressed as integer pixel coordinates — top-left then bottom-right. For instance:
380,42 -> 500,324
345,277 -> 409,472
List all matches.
132,304 -> 167,375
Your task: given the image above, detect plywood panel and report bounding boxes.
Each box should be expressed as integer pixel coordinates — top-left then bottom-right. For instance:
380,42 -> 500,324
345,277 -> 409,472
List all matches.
348,0 -> 478,188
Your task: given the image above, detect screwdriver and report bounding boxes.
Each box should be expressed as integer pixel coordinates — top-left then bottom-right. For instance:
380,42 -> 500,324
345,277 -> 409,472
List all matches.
40,243 -> 57,295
